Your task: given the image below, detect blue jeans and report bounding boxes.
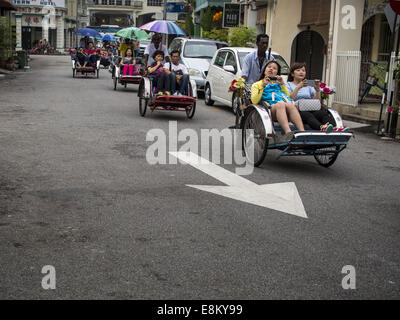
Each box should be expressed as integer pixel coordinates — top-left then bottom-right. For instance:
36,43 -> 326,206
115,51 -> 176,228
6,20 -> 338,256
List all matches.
166,73 -> 190,95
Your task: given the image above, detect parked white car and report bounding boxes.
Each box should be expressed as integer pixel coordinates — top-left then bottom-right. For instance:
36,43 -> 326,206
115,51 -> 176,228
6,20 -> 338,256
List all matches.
205,47 -> 290,114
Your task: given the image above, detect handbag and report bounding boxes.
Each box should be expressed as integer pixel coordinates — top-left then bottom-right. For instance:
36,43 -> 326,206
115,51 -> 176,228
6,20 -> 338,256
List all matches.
295,99 -> 321,112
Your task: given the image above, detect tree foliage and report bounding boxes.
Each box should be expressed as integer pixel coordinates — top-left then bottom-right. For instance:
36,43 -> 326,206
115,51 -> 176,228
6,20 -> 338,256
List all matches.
185,13 -> 194,36
0,17 -> 13,61
200,7 -> 213,32
203,28 -> 229,43
228,25 -> 257,47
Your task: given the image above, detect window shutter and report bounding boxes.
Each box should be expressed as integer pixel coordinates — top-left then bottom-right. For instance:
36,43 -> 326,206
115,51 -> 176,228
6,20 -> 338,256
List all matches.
299,0 -> 331,26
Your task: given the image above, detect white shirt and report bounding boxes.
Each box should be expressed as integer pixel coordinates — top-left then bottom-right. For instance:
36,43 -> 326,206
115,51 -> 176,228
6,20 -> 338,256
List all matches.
144,43 -> 169,65
163,62 -> 188,74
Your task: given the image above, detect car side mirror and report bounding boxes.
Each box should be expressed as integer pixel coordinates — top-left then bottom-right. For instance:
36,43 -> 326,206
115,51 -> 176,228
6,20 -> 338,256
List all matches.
223,65 -> 236,74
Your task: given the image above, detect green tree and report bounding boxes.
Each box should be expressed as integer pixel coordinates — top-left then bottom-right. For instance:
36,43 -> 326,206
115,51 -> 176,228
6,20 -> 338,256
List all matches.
185,13 -> 194,36
203,28 -> 229,43
0,17 -> 13,62
228,25 -> 257,47
200,7 -> 213,32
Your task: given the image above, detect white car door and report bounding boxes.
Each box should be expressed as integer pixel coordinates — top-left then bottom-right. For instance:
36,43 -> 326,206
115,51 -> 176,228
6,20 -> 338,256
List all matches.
212,50 -> 228,100
220,50 -> 239,104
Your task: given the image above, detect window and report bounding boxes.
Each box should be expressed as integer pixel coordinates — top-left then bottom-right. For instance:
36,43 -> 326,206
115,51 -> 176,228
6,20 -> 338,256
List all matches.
378,17 -> 392,62
169,39 -> 182,54
214,50 -> 227,67
125,0 -> 131,5
238,51 -> 251,68
147,0 -> 163,6
109,0 -> 115,4
299,0 -> 331,26
116,0 -> 122,5
224,51 -> 237,72
101,0 -> 107,4
272,54 -> 290,75
184,41 -> 219,59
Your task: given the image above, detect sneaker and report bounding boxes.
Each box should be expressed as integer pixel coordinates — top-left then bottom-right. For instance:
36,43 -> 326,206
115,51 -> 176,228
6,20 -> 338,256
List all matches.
320,123 -> 334,133
334,126 -> 350,132
173,91 -> 179,96
276,131 -> 294,144
165,91 -> 171,95
156,91 -> 163,96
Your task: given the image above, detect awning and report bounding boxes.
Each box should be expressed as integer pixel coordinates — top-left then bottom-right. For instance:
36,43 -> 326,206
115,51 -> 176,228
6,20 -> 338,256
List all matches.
0,0 -> 17,10
299,0 -> 331,26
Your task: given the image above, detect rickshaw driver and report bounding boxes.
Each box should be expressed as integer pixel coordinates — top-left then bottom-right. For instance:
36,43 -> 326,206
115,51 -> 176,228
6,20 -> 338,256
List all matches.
241,34 -> 275,84
143,33 -> 170,68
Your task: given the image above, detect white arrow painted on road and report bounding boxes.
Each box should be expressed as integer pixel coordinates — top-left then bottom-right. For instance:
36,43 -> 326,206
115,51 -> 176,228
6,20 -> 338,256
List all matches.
169,152 -> 307,218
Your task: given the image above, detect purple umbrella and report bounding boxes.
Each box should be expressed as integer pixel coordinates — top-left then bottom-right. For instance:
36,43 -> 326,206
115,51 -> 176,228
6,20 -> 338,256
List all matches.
139,20 -> 186,36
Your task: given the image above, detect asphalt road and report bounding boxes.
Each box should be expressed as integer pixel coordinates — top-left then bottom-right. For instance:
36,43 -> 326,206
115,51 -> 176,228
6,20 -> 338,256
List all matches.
0,55 -> 399,299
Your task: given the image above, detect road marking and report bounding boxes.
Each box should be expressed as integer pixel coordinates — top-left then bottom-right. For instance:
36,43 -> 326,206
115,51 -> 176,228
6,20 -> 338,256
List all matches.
170,151 -> 307,218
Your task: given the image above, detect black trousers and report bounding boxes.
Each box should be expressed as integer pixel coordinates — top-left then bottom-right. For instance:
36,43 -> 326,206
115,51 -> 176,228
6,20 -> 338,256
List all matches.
152,73 -> 167,92
300,110 -> 335,130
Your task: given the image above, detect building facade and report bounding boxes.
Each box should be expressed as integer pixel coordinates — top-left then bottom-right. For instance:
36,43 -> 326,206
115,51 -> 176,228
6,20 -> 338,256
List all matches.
12,0 -> 68,51
252,0 -> 394,107
87,0 -> 180,28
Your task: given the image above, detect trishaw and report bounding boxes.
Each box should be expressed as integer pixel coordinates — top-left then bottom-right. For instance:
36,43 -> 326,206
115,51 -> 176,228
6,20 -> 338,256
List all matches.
72,59 -> 100,78
236,84 -> 353,167
137,75 -> 197,119
113,58 -> 144,90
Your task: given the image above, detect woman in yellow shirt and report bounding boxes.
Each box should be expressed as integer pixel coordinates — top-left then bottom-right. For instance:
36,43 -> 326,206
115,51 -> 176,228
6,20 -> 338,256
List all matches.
251,61 -> 304,142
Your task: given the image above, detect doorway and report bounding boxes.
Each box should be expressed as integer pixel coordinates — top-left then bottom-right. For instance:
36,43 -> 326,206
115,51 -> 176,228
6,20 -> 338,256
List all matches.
291,30 -> 325,80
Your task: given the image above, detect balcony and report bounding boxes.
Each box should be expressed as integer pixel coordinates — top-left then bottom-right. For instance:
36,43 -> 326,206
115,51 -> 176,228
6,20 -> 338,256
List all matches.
195,0 -> 232,12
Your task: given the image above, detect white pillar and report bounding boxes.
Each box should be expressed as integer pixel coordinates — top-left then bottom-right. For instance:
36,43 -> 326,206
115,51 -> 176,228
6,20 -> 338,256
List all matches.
15,14 -> 22,51
56,16 -> 65,51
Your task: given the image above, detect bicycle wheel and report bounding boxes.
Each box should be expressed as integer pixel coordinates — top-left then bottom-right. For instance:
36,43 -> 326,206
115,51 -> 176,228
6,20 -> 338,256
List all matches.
186,102 -> 196,119
242,108 -> 268,167
314,146 -> 340,167
359,85 -> 371,104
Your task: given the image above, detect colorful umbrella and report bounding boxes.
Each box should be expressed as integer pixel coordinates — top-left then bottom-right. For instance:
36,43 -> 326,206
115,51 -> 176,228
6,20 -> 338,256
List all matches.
75,28 -> 100,37
115,27 -> 150,41
100,34 -> 117,42
139,20 -> 186,36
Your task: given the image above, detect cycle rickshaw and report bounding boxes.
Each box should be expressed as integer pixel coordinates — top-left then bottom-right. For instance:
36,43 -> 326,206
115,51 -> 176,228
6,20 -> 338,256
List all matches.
137,74 -> 197,119
72,58 -> 100,78
235,83 -> 353,167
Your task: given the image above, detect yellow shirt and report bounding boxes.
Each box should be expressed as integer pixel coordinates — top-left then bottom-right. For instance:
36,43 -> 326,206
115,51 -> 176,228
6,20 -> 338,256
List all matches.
119,43 -> 135,57
251,80 -> 291,105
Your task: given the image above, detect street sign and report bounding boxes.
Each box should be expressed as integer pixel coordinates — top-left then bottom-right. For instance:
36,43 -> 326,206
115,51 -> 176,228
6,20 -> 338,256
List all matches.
170,152 -> 307,218
223,3 -> 241,28
390,0 -> 400,14
166,2 -> 186,13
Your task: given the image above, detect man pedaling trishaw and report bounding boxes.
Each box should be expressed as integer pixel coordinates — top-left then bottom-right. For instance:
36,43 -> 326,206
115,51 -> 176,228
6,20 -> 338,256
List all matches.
231,34 -> 352,167
138,49 -> 197,119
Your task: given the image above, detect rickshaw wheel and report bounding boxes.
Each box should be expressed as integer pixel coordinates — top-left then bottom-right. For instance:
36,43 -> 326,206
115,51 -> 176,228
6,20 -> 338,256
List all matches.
242,108 -> 268,167
186,102 -> 196,119
124,83 -> 127,88
139,95 -> 148,117
314,146 -> 340,167
232,94 -> 241,115
113,76 -> 117,90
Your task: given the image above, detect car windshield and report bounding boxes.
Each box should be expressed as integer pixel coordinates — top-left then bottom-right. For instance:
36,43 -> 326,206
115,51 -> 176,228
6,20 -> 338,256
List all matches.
183,41 -> 220,59
273,54 -> 290,75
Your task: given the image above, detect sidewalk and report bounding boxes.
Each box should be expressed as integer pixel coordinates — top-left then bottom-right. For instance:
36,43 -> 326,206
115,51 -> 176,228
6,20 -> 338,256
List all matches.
333,101 -> 399,133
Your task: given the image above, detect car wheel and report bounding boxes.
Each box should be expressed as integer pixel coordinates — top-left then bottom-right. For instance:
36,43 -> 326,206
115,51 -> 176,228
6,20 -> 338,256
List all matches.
205,84 -> 214,106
